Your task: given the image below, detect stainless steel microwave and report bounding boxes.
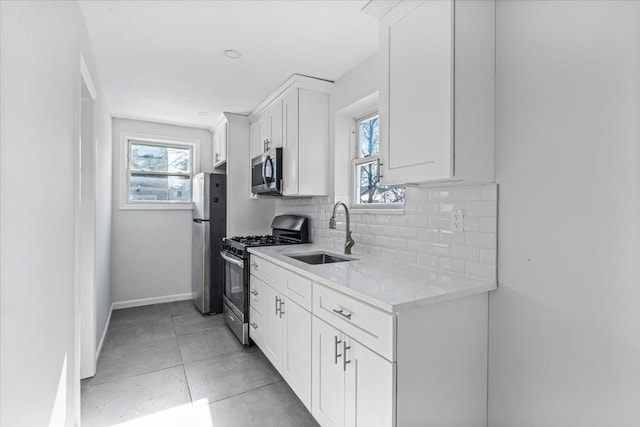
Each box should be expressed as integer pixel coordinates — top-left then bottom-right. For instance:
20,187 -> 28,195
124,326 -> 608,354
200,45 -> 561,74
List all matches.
251,148 -> 283,196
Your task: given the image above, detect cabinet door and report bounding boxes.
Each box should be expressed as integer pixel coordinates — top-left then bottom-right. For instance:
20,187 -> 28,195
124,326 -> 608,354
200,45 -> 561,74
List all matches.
261,282 -> 283,370
379,0 -> 453,185
281,297 -> 311,410
214,121 -> 227,167
344,338 -> 396,427
257,115 -> 270,155
282,89 -> 299,195
249,120 -> 260,159
268,101 -> 283,149
312,317 -> 345,427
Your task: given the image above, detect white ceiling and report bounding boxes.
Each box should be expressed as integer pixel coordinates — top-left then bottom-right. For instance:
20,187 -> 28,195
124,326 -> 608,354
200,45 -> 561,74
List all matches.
78,0 -> 379,129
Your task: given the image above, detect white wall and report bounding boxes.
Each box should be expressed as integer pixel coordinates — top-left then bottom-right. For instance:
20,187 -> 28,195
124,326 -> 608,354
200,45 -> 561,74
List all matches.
95,92 -> 113,355
111,118 -> 214,304
0,1 -> 109,425
491,1 -> 640,426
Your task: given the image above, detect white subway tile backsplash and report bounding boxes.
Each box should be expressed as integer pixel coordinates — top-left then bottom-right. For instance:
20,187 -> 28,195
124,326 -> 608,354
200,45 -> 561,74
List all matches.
452,245 -> 480,262
453,186 -> 482,200
274,183 -> 497,282
438,257 -> 465,274
480,248 -> 496,265
480,217 -> 497,233
463,216 -> 481,232
429,189 -> 451,201
407,240 -> 428,253
465,262 -> 496,281
428,243 -> 451,257
466,201 -> 497,217
419,202 -> 441,214
417,254 -> 439,268
429,215 -> 451,230
466,232 -> 497,249
481,185 -> 498,201
417,228 -> 440,242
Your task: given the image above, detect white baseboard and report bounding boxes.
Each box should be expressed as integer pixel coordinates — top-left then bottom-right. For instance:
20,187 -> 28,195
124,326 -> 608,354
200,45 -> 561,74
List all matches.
112,292 -> 193,310
96,304 -> 113,364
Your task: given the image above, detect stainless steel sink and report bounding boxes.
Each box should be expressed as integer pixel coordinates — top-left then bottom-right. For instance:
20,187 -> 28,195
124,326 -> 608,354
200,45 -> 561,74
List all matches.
286,252 -> 355,265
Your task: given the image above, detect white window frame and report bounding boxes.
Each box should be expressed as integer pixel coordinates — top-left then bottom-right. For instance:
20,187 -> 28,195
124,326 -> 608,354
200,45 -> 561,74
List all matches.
351,112 -> 404,210
119,132 -> 199,210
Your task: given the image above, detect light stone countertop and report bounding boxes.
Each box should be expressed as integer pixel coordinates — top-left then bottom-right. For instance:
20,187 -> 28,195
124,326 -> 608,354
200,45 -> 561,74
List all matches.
248,244 -> 497,313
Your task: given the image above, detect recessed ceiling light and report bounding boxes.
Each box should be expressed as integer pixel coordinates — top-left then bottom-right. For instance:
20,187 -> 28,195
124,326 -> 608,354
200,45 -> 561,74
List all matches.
224,49 -> 242,59
198,111 -> 209,116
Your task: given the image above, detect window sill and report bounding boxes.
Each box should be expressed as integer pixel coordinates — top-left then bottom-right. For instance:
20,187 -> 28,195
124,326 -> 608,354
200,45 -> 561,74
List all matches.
350,206 -> 405,215
119,202 -> 194,211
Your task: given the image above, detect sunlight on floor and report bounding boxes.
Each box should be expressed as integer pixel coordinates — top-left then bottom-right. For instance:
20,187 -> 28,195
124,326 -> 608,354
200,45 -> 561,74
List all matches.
111,398 -> 212,427
49,354 -> 67,427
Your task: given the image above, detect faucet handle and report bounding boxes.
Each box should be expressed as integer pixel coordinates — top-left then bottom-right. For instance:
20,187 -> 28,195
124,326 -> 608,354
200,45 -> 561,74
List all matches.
345,231 -> 355,255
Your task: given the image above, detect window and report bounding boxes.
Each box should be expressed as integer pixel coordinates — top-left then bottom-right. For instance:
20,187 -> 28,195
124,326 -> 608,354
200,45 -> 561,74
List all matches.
121,134 -> 197,209
353,113 -> 405,206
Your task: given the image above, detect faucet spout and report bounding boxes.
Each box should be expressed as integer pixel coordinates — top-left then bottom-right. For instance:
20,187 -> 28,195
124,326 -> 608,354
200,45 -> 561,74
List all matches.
329,201 -> 355,255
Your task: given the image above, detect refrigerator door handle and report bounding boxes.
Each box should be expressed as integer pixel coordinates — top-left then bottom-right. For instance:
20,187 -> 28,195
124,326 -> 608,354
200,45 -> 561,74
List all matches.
220,251 -> 245,268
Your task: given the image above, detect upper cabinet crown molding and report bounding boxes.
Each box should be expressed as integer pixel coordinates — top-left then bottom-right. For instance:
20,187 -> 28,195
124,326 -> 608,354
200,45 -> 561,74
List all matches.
249,74 -> 334,122
379,0 -> 495,185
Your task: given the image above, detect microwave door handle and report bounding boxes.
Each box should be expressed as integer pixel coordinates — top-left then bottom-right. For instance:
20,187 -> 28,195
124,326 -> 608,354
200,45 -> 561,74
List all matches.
261,158 -> 267,184
267,156 -> 275,183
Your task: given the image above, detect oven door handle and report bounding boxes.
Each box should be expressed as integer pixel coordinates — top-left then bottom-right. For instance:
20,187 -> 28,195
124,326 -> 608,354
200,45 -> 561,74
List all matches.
220,251 -> 245,268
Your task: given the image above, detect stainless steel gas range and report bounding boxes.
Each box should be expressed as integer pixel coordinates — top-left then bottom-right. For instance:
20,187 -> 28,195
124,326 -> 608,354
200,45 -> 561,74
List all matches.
220,215 -> 309,344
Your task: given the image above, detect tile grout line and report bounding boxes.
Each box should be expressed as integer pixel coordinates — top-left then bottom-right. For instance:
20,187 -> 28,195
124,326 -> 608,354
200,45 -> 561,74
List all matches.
206,379 -> 285,405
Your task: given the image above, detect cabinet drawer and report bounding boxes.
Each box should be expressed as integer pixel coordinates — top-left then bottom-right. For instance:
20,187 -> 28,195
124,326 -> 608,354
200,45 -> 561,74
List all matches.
249,255 -> 265,281
249,275 -> 265,315
281,270 -> 313,312
313,284 -> 396,361
249,306 -> 264,348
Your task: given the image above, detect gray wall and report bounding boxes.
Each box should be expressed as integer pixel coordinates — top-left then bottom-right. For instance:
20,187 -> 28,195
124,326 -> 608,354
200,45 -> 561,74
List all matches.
0,1 -> 110,424
491,1 -> 640,425
111,118 -> 214,303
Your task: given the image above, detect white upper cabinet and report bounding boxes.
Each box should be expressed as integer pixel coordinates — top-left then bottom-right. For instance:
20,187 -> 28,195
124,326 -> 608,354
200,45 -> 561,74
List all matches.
378,0 -> 495,185
213,120 -> 227,168
249,74 -> 332,197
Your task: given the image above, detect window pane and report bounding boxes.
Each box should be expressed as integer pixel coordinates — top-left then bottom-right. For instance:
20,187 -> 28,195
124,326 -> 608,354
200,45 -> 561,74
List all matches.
356,160 -> 405,204
131,143 -> 190,173
130,174 -> 191,201
359,115 -> 379,158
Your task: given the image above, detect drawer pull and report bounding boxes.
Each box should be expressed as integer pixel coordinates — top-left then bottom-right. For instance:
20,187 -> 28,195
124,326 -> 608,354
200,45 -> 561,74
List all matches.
332,308 -> 352,320
279,299 -> 285,318
250,289 -> 258,296
275,296 -> 281,315
250,322 -> 258,330
251,262 -> 259,269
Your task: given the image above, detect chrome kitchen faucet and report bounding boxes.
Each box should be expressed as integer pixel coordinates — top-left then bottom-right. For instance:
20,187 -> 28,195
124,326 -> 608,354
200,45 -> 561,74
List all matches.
329,201 -> 355,255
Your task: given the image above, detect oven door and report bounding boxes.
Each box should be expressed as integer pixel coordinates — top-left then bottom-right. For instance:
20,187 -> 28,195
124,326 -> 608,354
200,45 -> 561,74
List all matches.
220,251 -> 247,321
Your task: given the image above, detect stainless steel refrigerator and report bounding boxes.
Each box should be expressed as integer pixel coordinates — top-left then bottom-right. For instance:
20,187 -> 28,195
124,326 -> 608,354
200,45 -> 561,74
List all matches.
192,172 -> 226,314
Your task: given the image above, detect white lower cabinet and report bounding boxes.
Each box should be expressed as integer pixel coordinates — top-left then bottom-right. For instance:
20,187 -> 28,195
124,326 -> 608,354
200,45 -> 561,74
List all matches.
251,273 -> 312,410
312,317 -> 395,427
250,253 -> 488,427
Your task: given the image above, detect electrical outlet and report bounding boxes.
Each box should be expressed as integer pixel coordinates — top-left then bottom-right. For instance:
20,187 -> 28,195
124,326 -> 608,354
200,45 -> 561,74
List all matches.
451,210 -> 464,232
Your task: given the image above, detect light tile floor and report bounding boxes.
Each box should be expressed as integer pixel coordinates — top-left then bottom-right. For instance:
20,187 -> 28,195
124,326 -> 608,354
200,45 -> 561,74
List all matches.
81,301 -> 319,427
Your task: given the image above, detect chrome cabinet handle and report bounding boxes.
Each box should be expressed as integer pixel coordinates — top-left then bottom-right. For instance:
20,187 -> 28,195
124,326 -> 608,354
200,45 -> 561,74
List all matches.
275,296 -> 281,315
250,262 -> 259,269
332,308 -> 352,320
279,299 -> 285,318
250,322 -> 258,330
250,289 -> 258,296
334,335 -> 342,365
343,341 -> 351,371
